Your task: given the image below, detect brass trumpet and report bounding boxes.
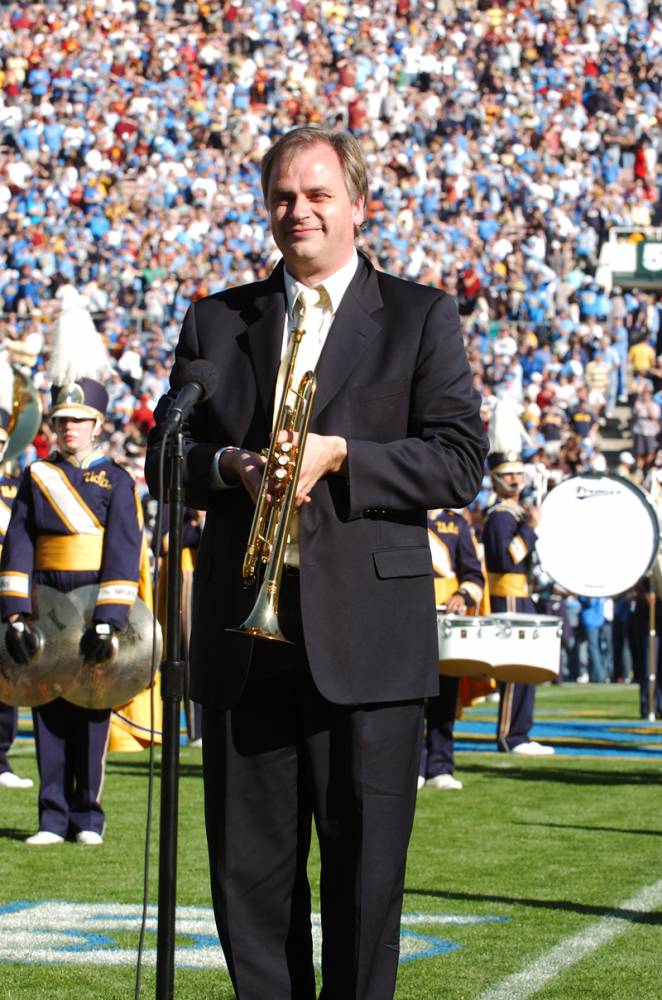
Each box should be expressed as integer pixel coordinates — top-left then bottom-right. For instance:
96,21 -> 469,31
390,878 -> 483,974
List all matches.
229,318 -> 317,643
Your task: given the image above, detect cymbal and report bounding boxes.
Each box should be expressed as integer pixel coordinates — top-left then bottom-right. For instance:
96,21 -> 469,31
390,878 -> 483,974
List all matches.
0,585 -> 82,707
60,585 -> 162,710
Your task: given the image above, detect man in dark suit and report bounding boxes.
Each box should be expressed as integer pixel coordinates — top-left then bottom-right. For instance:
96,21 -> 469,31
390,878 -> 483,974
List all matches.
147,127 -> 486,1000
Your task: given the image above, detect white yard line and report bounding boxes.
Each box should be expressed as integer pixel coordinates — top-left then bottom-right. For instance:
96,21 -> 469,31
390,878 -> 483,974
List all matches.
476,879 -> 662,1000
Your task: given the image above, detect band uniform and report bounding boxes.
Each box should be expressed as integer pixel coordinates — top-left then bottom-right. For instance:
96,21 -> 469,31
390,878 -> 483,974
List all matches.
0,470 -> 24,783
483,492 -> 538,751
421,508 -> 487,784
0,447 -> 144,837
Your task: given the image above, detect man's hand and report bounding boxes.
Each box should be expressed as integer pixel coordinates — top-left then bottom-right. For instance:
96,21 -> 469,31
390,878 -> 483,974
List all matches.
219,448 -> 266,504
5,616 -> 41,665
446,593 -> 467,615
275,431 -> 348,508
524,505 -> 541,529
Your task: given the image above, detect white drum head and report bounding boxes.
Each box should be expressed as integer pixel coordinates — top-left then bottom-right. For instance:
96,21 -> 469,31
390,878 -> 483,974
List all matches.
536,474 -> 659,597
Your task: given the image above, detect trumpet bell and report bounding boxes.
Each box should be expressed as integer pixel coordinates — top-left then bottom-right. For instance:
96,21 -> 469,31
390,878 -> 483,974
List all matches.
227,581 -> 293,644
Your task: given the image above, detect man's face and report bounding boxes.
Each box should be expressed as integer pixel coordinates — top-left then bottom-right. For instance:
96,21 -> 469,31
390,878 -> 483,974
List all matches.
267,142 -> 365,283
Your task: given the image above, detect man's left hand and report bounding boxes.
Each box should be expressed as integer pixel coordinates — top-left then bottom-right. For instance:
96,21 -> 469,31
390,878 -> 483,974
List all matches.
275,431 -> 347,507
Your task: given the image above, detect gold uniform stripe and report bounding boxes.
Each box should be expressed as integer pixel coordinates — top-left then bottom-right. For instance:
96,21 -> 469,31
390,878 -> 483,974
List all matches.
434,575 -> 460,605
488,572 -> 529,598
35,534 -> 104,571
508,535 -> 528,563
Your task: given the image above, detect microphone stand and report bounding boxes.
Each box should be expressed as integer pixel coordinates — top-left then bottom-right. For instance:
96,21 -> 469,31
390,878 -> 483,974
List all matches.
156,428 -> 185,999
647,574 -> 657,723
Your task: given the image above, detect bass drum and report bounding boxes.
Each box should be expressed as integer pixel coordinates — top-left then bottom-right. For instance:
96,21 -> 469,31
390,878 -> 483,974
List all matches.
536,473 -> 659,597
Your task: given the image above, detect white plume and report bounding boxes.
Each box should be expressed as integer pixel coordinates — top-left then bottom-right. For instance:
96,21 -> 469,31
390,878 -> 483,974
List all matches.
488,398 -> 530,454
50,303 -> 111,386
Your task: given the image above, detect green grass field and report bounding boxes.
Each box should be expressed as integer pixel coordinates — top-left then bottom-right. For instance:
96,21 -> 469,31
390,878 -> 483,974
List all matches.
1,685 -> 661,999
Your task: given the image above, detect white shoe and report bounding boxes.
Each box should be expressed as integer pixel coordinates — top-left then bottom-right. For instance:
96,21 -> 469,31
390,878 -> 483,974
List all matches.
511,741 -> 555,757
188,738 -> 202,748
0,770 -> 33,789
76,830 -> 103,846
26,830 -> 64,846
425,773 -> 463,790
417,775 -> 426,791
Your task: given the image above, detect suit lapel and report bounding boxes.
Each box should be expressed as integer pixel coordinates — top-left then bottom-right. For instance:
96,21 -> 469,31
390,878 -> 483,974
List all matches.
313,255 -> 383,419
242,263 -> 287,421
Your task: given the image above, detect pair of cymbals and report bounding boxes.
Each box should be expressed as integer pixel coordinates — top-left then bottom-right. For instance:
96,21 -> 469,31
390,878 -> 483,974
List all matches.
0,585 -> 161,709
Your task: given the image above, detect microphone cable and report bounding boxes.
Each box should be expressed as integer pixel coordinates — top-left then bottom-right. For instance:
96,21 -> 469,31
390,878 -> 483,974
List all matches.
133,431 -> 168,1000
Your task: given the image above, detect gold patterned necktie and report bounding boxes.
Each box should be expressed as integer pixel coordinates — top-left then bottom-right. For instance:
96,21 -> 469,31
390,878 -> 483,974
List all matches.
274,285 -> 327,424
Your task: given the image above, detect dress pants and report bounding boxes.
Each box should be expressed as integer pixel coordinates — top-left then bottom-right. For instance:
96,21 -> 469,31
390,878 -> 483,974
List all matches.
201,576 -> 424,1000
0,702 -> 18,774
33,698 -> 110,836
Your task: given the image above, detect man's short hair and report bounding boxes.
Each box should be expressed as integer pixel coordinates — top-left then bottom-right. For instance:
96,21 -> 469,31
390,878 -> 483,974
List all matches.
260,127 -> 369,207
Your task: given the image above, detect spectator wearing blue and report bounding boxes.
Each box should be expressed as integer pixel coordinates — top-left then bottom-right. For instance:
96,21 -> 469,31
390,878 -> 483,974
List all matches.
579,597 -> 607,683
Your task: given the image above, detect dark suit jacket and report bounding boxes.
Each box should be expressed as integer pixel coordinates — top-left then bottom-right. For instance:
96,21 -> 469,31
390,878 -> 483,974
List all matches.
146,253 -> 488,708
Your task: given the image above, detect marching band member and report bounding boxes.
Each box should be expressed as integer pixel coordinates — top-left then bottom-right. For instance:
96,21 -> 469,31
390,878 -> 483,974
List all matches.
0,299 -> 144,844
419,508 -> 487,790
483,450 -> 554,755
0,358 -> 33,791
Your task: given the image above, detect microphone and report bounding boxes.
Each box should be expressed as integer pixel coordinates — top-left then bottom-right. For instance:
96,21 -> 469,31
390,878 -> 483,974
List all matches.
164,359 -> 218,435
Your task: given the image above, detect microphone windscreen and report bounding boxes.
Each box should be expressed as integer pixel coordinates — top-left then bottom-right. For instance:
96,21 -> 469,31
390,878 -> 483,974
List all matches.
177,359 -> 219,401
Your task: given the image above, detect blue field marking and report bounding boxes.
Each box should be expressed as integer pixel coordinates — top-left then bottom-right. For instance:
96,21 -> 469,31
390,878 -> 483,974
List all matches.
0,902 -> 509,969
454,716 -> 662,759
18,708 -> 662,758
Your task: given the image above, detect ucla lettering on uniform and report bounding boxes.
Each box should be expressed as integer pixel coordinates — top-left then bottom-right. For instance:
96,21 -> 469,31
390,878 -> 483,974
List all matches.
83,469 -> 112,490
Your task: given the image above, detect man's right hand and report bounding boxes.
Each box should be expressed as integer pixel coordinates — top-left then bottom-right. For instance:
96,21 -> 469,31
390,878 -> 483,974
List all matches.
5,616 -> 41,665
219,447 -> 266,504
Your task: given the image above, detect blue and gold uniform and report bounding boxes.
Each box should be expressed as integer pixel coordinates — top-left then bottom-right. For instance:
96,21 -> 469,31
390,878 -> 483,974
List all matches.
420,509 -> 486,786
427,508 -> 484,610
0,448 -> 143,837
0,472 -> 25,783
483,496 -> 537,751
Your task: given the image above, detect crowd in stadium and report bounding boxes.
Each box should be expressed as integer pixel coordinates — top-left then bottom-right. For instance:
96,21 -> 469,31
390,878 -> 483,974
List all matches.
0,0 -> 661,688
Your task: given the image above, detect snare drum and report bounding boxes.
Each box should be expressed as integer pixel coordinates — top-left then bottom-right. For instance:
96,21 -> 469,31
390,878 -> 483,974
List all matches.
437,613 -> 499,677
490,613 -> 562,684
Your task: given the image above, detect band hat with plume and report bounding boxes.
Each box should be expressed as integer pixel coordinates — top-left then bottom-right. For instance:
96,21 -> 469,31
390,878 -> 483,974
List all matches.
0,354 -> 14,440
487,398 -> 527,475
50,293 -> 111,421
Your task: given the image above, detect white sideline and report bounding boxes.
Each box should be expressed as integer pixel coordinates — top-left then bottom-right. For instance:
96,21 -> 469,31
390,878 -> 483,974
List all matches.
476,878 -> 662,1000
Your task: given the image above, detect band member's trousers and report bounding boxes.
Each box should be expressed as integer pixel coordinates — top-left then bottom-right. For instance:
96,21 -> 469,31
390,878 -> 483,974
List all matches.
33,698 -> 110,837
0,702 -> 18,774
201,580 -> 423,1000
420,674 -> 458,778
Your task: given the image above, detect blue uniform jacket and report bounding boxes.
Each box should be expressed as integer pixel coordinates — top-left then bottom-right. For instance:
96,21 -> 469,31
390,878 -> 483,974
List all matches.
0,473 -> 21,559
483,499 -> 536,609
427,509 -> 484,608
0,450 -> 142,630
